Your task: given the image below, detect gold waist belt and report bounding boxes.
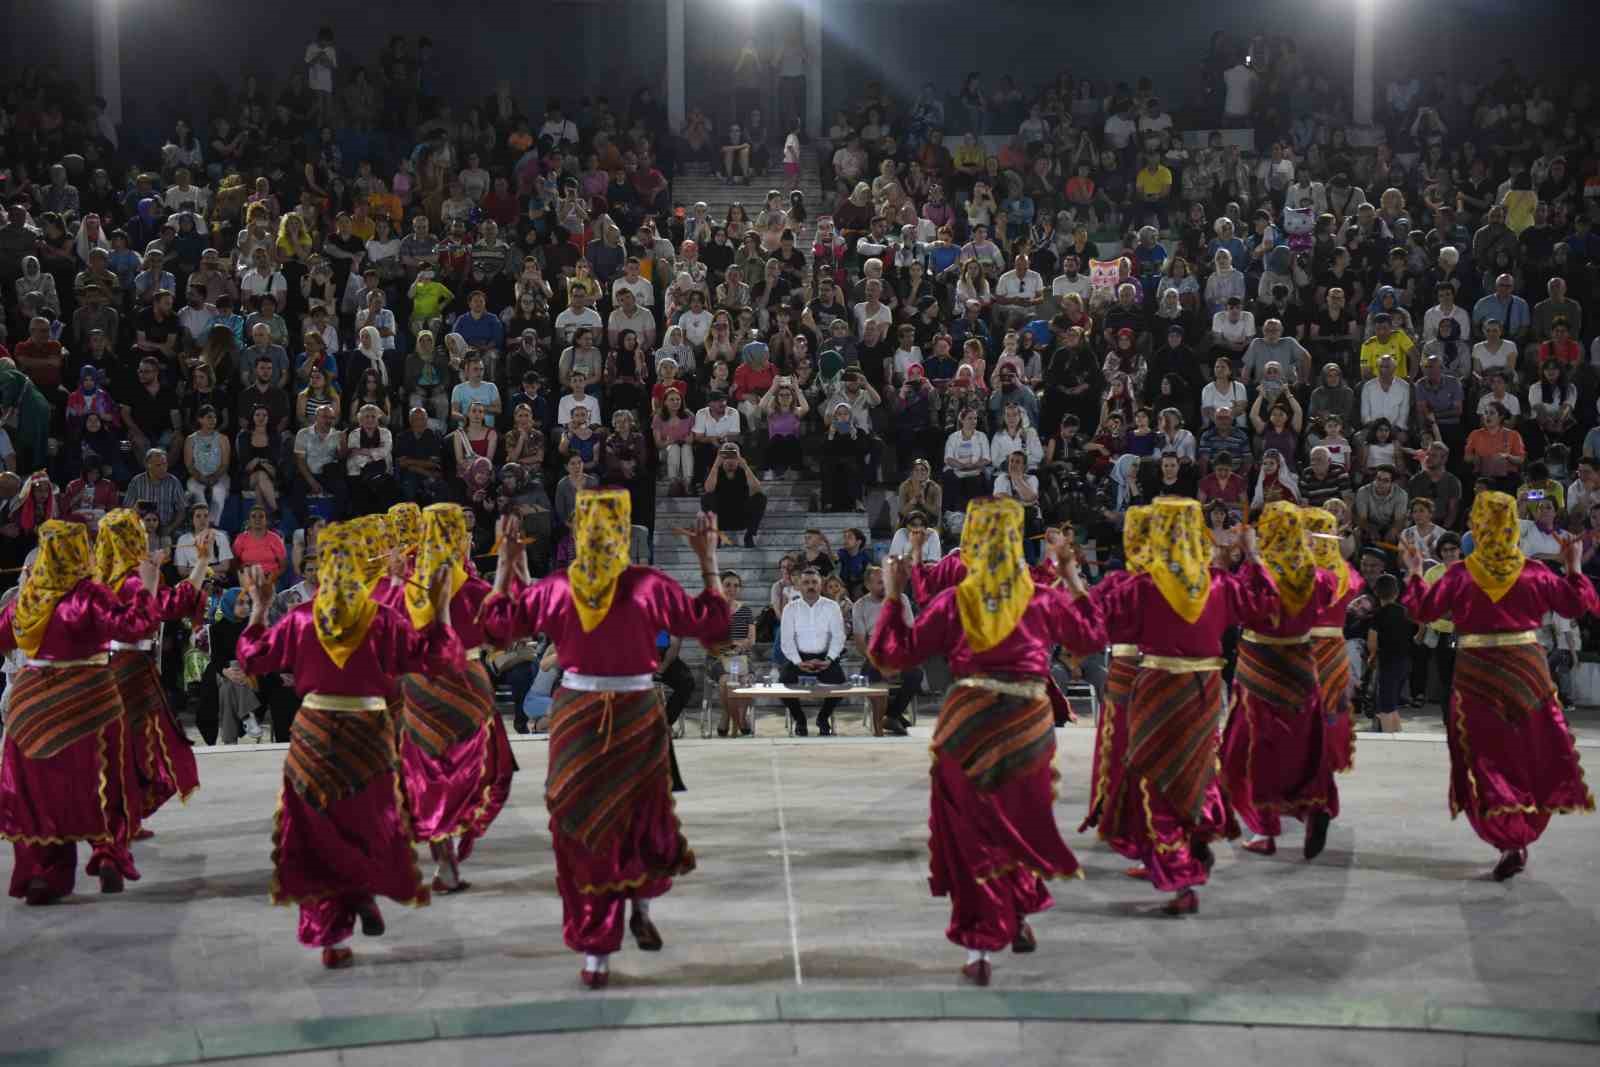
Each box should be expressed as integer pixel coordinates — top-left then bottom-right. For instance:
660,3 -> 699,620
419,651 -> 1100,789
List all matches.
1110,644 -> 1141,659
302,693 -> 388,711
465,645 -> 489,661
1457,630 -> 1538,649
1242,630 -> 1311,646
952,676 -> 1049,700
1308,627 -> 1345,639
1139,655 -> 1226,673
23,653 -> 110,669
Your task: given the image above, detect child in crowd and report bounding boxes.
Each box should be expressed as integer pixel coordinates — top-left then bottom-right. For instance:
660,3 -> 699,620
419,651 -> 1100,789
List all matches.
1365,573 -> 1411,733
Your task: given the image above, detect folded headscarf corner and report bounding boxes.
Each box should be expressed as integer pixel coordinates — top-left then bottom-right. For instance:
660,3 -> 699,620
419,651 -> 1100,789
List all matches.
955,496 -> 1034,653
1122,504 -> 1155,574
386,501 -> 424,559
1147,496 -> 1211,624
1464,490 -> 1525,603
1301,505 -> 1349,600
13,519 -> 92,657
570,489 -> 632,632
407,503 -> 469,630
1258,500 -> 1315,618
312,520 -> 382,669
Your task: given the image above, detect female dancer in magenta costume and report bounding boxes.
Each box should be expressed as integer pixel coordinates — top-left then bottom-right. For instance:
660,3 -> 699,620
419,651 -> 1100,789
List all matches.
1401,491 -> 1597,881
93,507 -> 208,833
1080,506 -> 1155,876
904,525 -> 1079,726
379,502 -> 425,726
1302,507 -> 1364,775
1220,501 -> 1344,861
237,519 -> 462,969
394,503 -> 518,893
482,492 -> 728,990
869,497 -> 1104,988
0,520 -> 159,903
1096,496 -> 1279,915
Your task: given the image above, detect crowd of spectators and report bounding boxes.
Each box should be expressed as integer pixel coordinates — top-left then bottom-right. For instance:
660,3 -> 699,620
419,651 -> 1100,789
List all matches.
1,25 -> 1598,733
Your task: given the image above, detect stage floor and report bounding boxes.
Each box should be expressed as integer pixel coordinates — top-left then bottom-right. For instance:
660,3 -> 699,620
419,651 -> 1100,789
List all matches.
1,725 -> 1597,1067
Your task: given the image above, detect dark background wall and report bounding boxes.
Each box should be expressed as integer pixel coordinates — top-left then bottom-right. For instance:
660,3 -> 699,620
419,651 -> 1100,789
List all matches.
5,0 -> 1589,143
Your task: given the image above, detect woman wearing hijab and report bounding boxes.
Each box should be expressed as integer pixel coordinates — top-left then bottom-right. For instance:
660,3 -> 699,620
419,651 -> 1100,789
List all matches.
237,520 -> 462,969
94,508 -> 211,829
1400,492 -> 1597,882
0,521 -> 160,904
1302,506 -> 1366,775
1096,497 -> 1279,915
869,497 -> 1103,986
15,256 -> 59,318
483,493 -> 728,989
1080,507 -> 1155,873
16,473 -> 60,542
1250,448 -> 1300,514
197,586 -> 264,745
392,504 -> 519,893
1220,502 -> 1344,860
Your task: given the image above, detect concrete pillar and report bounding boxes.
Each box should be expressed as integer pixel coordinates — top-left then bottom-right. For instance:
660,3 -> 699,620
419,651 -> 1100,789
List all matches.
93,0 -> 121,128
803,0 -> 823,138
1352,0 -> 1375,127
667,0 -> 686,133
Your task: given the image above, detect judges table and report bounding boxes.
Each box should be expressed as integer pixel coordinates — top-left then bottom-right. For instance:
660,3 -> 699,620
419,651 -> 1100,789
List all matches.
724,683 -> 894,737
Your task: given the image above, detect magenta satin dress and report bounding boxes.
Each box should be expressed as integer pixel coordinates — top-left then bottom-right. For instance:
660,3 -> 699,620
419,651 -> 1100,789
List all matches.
1103,565 -> 1279,893
1310,571 -> 1365,774
238,605 -> 464,948
1220,569 -> 1343,838
1080,570 -> 1143,853
395,577 -> 518,856
1404,564 -> 1597,851
109,574 -> 202,819
482,567 -> 731,955
0,582 -> 157,898
868,584 -> 1105,952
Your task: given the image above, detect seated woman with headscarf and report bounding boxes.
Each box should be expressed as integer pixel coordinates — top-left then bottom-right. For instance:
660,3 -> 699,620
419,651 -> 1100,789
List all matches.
1401,492 -> 1598,882
483,494 -> 729,989
237,520 -> 463,969
0,521 -> 161,904
871,498 -> 1103,986
1251,448 -> 1300,517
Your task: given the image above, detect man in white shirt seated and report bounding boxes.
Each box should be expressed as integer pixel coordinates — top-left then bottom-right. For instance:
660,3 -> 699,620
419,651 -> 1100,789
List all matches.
1359,355 -> 1413,440
553,289 -> 603,344
779,567 -> 847,735
174,501 -> 234,578
993,252 -> 1044,330
692,391 -> 744,478
1050,253 -> 1092,305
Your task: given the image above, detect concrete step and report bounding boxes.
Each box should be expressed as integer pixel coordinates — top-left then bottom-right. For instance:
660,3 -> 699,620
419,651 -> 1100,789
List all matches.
655,479 -> 817,500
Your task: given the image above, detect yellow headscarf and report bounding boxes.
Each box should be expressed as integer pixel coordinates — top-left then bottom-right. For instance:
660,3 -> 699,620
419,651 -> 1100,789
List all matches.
405,503 -> 469,630
94,507 -> 149,593
1146,496 -> 1211,624
569,489 -> 632,632
1464,490 -> 1525,603
1122,504 -> 1155,574
13,520 -> 92,656
1301,506 -> 1349,600
1257,501 -> 1316,618
347,513 -> 394,592
312,521 -> 381,668
955,497 -> 1035,653
386,502 -> 424,560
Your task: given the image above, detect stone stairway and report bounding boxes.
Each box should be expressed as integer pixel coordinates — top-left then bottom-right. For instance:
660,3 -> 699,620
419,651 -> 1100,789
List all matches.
652,475 -> 866,672
671,145 -> 825,252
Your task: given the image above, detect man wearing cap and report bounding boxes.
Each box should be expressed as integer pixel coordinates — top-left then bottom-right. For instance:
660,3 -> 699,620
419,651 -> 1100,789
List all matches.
692,391 -> 743,481
74,246 -> 120,302
701,442 -> 767,548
